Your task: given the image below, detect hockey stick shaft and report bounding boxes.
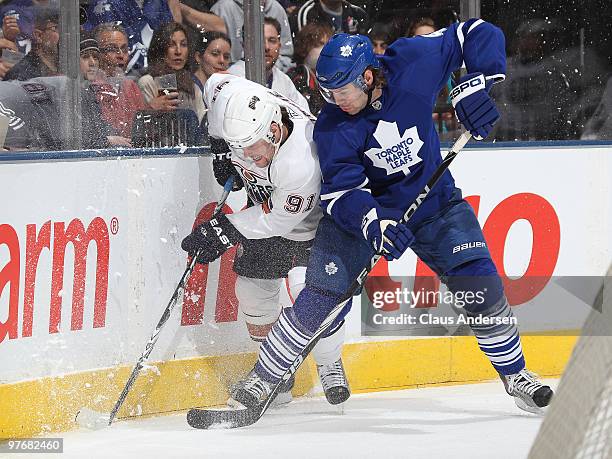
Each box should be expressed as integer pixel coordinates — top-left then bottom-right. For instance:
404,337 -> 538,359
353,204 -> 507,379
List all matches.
106,176 -> 235,425
187,132 -> 472,428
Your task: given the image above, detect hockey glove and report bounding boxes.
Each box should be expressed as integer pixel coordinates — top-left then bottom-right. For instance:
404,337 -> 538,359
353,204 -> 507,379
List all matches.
450,72 -> 499,140
211,138 -> 243,191
362,208 -> 415,261
181,213 -> 244,264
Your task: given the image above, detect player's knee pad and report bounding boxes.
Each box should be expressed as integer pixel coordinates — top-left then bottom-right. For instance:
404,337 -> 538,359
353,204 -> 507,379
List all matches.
442,258 -> 504,314
235,276 -> 282,339
291,284 -> 352,334
305,215 -> 375,298
312,320 -> 345,365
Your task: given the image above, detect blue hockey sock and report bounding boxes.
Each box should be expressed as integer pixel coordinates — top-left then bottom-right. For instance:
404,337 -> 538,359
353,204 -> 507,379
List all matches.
468,295 -> 525,376
255,307 -> 314,383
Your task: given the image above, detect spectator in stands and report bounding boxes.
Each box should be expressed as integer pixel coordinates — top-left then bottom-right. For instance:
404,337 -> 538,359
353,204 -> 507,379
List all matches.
287,21 -> 332,115
79,32 -> 131,148
291,0 -> 368,35
228,16 -> 308,110
367,22 -> 393,55
492,18 -> 579,140
0,0 -> 44,55
84,0 -> 215,76
80,32 -> 130,148
137,22 -> 206,122
4,5 -> 59,80
193,30 -> 231,90
405,16 -> 435,37
211,0 -> 294,72
79,33 -> 100,82
91,23 -> 146,138
0,35 -> 19,80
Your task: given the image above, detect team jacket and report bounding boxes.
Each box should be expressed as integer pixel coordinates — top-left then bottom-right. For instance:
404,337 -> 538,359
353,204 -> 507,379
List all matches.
314,19 -> 506,236
204,73 -> 323,242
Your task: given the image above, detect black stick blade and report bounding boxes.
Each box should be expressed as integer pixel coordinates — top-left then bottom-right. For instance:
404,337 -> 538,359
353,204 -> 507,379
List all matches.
186,407 -> 260,429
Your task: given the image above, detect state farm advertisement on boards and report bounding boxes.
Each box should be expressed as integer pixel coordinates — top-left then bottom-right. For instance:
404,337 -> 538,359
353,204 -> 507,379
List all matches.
0,146 -> 610,383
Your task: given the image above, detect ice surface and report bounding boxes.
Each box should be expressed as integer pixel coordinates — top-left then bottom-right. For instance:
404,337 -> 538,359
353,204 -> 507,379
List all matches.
59,380 -> 558,459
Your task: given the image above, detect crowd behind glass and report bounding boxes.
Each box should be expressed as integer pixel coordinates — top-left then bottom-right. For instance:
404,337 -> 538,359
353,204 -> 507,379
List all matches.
0,0 -> 610,151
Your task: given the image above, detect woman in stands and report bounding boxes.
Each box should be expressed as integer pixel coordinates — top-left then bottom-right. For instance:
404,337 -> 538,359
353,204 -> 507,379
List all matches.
193,30 -> 231,93
286,22 -> 333,116
137,22 -> 206,123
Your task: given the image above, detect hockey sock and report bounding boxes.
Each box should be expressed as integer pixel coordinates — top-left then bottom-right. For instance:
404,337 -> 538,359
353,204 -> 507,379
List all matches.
255,306 -> 314,383
443,259 -> 525,375
254,285 -> 342,383
312,321 -> 345,366
468,295 -> 525,375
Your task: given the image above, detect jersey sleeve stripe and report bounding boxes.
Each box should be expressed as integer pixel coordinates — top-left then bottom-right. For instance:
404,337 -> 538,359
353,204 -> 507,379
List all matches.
486,73 -> 506,82
327,188 -> 371,215
456,22 -> 466,51
467,18 -> 485,34
320,177 -> 370,201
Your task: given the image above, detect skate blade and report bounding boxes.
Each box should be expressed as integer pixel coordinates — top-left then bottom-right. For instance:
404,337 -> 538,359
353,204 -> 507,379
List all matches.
514,397 -> 545,416
335,402 -> 346,415
75,408 -> 112,430
226,392 -> 292,410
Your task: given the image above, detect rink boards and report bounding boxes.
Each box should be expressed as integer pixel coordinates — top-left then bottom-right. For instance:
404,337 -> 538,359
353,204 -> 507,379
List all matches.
0,143 -> 610,438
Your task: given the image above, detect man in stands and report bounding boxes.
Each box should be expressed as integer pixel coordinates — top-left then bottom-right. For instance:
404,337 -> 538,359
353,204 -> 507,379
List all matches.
4,6 -> 59,81
90,23 -> 146,139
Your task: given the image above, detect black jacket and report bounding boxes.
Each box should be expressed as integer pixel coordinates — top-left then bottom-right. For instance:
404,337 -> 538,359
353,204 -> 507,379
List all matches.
291,0 -> 368,34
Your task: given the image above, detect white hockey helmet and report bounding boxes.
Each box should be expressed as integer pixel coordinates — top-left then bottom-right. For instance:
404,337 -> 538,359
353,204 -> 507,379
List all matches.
222,87 -> 282,150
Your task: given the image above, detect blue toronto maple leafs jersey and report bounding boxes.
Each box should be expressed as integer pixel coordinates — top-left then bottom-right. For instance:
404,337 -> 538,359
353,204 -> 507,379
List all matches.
314,19 -> 506,236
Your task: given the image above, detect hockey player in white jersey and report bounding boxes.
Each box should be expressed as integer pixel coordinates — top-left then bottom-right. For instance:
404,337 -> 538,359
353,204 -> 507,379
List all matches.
181,73 -> 350,406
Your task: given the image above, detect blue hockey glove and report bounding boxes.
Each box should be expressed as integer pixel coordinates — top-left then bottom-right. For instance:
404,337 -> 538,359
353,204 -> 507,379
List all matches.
181,213 -> 244,264
450,72 -> 499,140
361,208 -> 415,261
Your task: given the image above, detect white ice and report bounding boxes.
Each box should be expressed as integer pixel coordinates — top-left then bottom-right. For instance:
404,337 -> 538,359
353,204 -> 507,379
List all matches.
59,379 -> 557,459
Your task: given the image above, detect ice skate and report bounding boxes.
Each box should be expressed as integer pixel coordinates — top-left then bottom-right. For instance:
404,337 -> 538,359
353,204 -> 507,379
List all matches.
229,372 -> 294,409
317,358 -> 351,405
500,369 -> 553,414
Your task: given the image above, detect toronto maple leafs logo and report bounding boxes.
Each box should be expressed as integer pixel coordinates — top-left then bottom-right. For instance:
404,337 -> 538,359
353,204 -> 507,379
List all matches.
364,121 -> 424,176
93,0 -> 112,15
340,45 -> 352,57
325,262 -> 338,275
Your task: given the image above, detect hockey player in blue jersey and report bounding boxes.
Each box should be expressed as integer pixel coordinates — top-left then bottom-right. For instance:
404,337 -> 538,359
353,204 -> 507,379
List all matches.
231,19 -> 553,414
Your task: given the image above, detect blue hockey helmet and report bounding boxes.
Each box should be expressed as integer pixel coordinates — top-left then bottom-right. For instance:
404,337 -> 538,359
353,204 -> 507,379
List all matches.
316,33 -> 380,102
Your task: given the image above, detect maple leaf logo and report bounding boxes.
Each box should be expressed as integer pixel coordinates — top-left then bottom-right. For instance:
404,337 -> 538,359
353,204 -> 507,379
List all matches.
325,262 -> 338,275
340,45 -> 352,57
364,121 -> 424,176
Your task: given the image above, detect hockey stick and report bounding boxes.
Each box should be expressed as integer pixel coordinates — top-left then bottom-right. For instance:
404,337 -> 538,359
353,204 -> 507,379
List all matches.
76,176 -> 235,429
186,131 -> 473,429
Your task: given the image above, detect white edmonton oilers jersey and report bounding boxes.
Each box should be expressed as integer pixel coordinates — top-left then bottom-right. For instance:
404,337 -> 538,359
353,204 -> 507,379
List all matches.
204,73 -> 322,242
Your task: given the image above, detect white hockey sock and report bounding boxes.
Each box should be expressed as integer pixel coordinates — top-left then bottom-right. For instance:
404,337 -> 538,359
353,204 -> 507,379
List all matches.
312,321 -> 345,366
